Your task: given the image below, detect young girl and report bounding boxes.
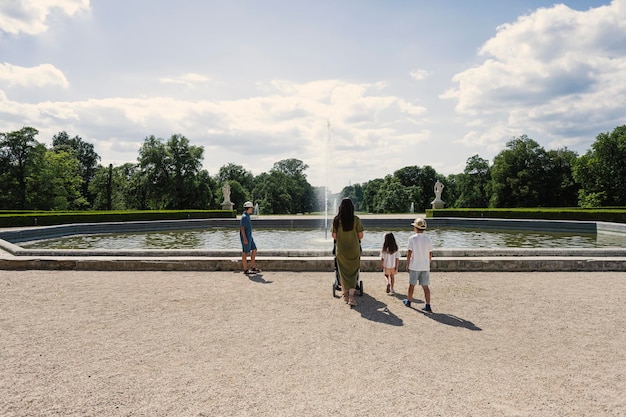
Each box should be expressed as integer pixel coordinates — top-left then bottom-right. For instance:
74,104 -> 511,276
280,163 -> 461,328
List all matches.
380,232 -> 400,294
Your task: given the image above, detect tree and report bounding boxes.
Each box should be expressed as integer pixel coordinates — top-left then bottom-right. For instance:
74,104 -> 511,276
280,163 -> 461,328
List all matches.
187,169 -> 214,210
300,181 -> 316,213
340,183 -> 364,211
52,131 -> 100,207
255,158 -> 315,214
138,135 -> 170,209
0,144 -> 10,208
120,163 -> 151,210
90,163 -> 137,210
31,150 -> 85,210
573,125 -> 626,207
392,165 -> 438,212
443,174 -> 461,209
489,135 -> 548,207
361,178 -> 384,213
250,158 -> 315,214
455,155 -> 491,208
394,166 -> 421,187
377,175 -> 411,213
167,134 -> 206,209
272,158 -> 308,177
543,148 -> 579,207
490,135 -> 583,208
253,171 -> 293,214
137,134 -> 208,209
216,163 -> 255,191
0,127 -> 42,209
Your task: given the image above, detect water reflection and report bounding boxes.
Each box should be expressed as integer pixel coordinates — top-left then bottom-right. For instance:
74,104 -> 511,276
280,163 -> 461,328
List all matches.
20,227 -> 626,250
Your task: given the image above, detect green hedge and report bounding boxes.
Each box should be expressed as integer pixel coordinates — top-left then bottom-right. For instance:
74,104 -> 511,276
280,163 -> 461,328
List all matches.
0,210 -> 236,228
426,208 -> 626,223
0,210 -> 50,214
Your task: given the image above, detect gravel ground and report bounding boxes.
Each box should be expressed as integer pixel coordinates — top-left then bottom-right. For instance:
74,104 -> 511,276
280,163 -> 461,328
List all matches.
1,270 -> 625,417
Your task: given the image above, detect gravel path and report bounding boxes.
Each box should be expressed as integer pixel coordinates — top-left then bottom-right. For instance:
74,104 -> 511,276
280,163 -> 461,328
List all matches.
1,270 -> 625,416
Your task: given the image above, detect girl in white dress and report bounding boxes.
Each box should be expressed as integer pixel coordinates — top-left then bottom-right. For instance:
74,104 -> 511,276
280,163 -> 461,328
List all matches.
380,232 -> 400,294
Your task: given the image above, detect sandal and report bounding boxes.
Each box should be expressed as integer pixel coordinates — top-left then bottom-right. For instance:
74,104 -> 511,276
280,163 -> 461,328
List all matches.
348,289 -> 357,307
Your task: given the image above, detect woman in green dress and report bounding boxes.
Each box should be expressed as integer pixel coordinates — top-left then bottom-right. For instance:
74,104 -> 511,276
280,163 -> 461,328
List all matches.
332,198 -> 364,307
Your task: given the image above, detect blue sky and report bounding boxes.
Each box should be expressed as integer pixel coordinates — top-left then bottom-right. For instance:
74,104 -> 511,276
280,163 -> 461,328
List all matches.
1,0 -> 624,193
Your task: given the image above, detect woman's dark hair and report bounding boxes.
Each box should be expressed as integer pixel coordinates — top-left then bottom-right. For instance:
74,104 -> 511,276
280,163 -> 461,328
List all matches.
382,232 -> 398,253
333,198 -> 355,232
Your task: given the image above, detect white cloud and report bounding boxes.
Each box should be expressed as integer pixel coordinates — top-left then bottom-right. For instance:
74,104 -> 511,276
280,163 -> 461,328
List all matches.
0,78 -> 430,190
410,69 -> 430,81
159,73 -> 211,88
0,0 -> 89,36
444,0 -> 626,151
0,63 -> 69,88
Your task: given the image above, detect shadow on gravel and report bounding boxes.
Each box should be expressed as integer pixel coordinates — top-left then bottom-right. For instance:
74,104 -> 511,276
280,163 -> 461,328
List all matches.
387,292 -> 481,330
351,293 -> 403,327
417,310 -> 482,331
247,273 -> 273,284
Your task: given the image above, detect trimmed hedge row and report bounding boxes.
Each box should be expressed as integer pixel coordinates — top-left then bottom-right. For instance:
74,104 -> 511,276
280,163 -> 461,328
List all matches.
426,208 -> 626,223
0,210 -> 236,228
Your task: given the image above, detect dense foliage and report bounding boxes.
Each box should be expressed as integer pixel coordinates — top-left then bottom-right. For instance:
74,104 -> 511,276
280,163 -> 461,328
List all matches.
1,125 -> 625,213
573,125 -> 626,207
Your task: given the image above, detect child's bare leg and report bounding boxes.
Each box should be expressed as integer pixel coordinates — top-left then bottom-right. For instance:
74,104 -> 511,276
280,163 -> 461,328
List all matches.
241,252 -> 248,271
389,274 -> 395,290
250,250 -> 256,268
407,284 -> 415,301
422,285 -> 430,304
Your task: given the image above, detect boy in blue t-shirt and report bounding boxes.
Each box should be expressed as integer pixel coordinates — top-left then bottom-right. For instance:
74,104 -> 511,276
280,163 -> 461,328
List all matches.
240,201 -> 259,274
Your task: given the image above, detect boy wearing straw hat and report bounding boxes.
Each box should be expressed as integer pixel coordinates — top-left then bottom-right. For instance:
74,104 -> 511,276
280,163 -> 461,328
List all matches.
404,217 -> 433,312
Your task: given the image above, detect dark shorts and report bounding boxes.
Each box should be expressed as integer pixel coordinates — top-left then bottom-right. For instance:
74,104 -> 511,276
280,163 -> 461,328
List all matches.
241,239 -> 257,253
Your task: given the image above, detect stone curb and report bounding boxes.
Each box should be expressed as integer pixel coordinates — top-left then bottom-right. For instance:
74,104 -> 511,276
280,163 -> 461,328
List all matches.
1,255 -> 625,272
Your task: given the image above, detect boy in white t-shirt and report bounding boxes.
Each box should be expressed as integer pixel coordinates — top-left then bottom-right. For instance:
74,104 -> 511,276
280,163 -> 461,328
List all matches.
404,218 -> 433,312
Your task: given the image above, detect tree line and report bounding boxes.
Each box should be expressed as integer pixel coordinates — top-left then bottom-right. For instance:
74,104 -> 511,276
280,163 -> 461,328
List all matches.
1,125 -> 625,214
343,126 -> 626,212
0,127 -> 316,214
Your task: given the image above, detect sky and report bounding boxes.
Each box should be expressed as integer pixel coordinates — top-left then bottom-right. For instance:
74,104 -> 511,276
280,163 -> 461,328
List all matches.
1,0 -> 625,193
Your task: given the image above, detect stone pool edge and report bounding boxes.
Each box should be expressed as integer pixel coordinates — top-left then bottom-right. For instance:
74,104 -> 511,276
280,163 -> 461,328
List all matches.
1,216 -> 625,272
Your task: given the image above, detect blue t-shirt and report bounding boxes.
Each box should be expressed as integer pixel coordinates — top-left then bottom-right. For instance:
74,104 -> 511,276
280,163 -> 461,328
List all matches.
240,211 -> 252,242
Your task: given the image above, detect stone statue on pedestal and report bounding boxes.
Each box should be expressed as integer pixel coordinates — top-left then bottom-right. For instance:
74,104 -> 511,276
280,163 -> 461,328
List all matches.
431,180 -> 445,209
221,183 -> 234,211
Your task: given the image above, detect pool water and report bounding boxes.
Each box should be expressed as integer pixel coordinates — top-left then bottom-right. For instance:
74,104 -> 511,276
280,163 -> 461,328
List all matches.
20,227 -> 626,250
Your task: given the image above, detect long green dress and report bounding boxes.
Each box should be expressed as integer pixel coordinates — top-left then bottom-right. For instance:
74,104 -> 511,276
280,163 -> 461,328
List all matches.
332,216 -> 363,289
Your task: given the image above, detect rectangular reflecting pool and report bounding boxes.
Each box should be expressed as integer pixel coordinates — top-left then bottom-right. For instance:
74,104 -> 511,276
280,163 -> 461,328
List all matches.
19,227 -> 626,250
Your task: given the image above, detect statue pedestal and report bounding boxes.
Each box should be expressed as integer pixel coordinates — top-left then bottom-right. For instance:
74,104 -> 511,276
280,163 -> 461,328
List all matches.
431,199 -> 445,210
221,201 -> 234,211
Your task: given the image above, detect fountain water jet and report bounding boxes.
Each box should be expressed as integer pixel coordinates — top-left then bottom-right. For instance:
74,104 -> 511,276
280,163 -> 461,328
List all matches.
324,121 -> 333,239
